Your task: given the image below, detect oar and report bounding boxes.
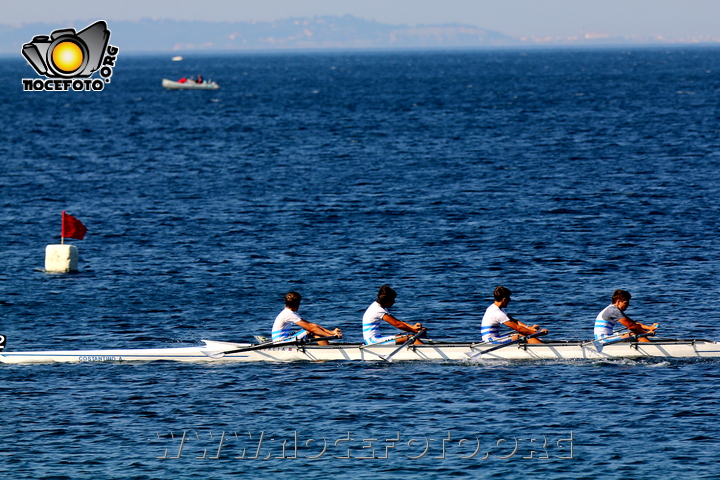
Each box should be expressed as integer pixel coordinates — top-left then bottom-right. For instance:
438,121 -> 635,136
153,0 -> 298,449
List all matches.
203,335 -> 340,359
466,330 -> 548,358
379,329 -> 427,363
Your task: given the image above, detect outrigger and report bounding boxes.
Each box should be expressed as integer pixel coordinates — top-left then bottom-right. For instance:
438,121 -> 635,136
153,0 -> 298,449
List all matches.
1,333 -> 719,364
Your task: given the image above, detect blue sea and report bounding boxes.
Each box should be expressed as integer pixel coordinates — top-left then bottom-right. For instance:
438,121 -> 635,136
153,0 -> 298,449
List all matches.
2,47 -> 720,479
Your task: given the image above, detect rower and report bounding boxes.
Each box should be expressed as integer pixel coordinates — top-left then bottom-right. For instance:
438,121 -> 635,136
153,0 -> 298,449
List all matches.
595,289 -> 657,343
272,291 -> 342,345
481,286 -> 547,344
362,285 -> 425,345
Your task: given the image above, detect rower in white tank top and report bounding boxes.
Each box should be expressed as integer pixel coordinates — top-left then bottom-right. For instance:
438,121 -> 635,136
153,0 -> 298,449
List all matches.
270,291 -> 342,345
362,285 -> 425,345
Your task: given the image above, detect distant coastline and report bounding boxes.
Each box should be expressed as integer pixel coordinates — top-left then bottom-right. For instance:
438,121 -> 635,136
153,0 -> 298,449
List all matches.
3,15 -> 720,54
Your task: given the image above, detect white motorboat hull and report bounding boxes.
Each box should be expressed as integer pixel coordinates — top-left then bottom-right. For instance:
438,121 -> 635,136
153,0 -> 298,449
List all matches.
162,78 -> 219,90
1,339 -> 719,364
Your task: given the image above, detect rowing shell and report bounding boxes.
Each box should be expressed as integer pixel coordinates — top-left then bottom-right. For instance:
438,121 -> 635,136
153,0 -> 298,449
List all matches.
1,338 -> 719,364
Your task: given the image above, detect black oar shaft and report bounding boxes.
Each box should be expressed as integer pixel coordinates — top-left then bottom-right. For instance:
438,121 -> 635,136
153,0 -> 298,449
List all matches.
221,335 -> 340,355
588,330 -> 655,347
381,329 -> 426,363
475,330 -> 548,355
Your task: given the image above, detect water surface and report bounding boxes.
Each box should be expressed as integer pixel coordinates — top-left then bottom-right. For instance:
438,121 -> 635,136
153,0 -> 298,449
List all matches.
1,48 -> 720,479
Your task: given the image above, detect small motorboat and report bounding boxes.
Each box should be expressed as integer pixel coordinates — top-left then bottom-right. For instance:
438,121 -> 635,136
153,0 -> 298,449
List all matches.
162,78 -> 219,90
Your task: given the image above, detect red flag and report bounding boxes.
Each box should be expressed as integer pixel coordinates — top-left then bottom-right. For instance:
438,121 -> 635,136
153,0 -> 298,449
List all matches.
61,211 -> 87,240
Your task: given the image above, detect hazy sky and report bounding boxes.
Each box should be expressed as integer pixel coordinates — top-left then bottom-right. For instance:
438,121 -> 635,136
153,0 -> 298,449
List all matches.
3,0 -> 720,38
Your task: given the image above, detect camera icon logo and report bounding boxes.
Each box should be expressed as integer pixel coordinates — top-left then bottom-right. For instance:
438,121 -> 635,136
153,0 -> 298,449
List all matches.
22,21 -> 110,78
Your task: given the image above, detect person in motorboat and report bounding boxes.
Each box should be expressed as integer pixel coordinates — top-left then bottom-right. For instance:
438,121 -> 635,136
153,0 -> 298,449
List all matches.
481,286 -> 547,344
272,291 -> 342,345
196,75 -> 203,84
178,77 -> 187,83
594,289 -> 658,343
362,285 -> 425,345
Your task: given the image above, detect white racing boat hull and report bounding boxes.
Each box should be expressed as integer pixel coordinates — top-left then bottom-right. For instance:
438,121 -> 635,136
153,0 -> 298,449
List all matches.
1,339 -> 719,364
162,78 -> 219,90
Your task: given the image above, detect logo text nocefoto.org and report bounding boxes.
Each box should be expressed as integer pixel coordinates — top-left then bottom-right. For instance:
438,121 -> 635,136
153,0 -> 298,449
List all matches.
21,20 -> 119,92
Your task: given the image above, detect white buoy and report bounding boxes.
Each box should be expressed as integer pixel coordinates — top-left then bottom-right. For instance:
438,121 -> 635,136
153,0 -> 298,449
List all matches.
45,244 -> 79,273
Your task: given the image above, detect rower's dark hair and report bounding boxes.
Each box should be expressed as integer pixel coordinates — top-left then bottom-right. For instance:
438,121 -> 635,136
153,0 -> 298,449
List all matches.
285,291 -> 302,308
493,286 -> 512,301
612,289 -> 631,303
377,285 -> 397,304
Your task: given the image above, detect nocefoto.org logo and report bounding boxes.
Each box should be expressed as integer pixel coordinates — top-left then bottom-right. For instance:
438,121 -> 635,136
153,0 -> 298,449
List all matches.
21,20 -> 119,92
